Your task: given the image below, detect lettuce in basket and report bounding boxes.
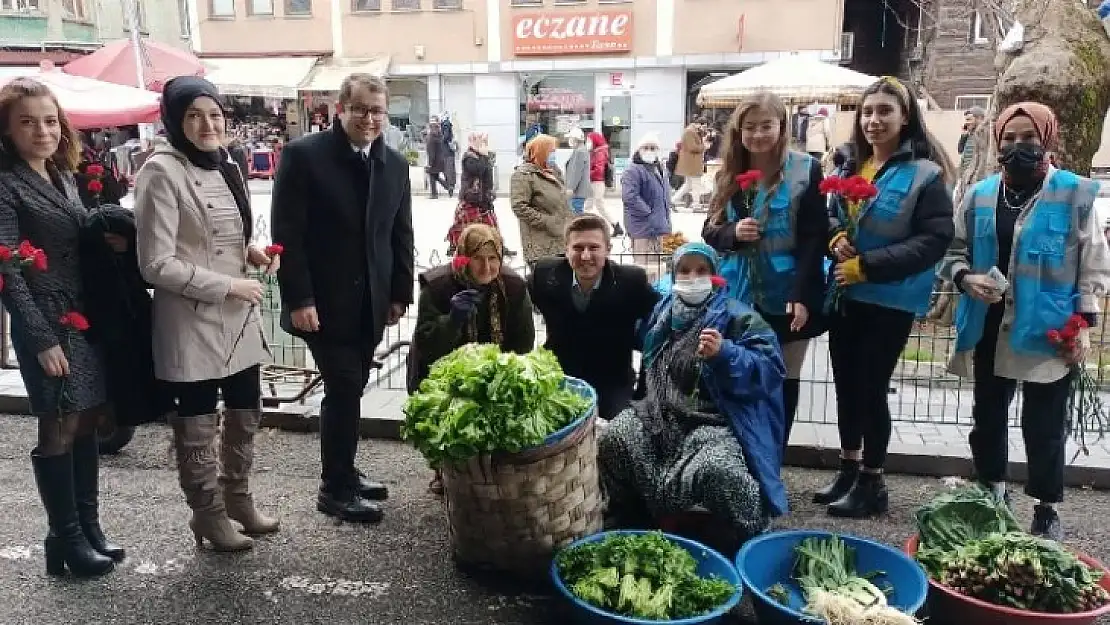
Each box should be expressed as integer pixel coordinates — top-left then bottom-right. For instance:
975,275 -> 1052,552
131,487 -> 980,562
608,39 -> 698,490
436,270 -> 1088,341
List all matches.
400,344 -> 592,466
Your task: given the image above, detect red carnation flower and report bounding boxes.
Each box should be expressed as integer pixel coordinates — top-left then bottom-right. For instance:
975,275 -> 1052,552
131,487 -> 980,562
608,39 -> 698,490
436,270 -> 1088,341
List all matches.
0,245 -> 12,262
87,179 -> 103,194
31,249 -> 47,272
709,275 -> 727,288
264,244 -> 284,257
59,311 -> 90,331
17,240 -> 35,258
818,176 -> 844,195
451,256 -> 471,271
1068,313 -> 1089,330
85,163 -> 104,176
735,170 -> 762,191
1047,329 -> 1062,344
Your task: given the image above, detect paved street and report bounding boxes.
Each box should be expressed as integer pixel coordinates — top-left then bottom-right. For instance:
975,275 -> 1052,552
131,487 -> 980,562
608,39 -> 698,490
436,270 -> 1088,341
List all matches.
3,414 -> 1110,625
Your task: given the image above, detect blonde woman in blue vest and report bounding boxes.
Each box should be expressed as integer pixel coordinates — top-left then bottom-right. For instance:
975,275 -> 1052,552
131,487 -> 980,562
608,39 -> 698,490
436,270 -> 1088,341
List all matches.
940,102 -> 1110,540
702,92 -> 829,450
818,77 -> 956,518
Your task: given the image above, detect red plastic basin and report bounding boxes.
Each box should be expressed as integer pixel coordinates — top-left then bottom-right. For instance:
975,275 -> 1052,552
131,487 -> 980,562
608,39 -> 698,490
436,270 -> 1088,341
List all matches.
904,534 -> 1110,625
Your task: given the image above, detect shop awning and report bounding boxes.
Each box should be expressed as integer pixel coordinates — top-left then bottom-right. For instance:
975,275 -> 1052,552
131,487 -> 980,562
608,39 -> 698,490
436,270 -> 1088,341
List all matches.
202,56 -> 319,99
298,56 -> 391,92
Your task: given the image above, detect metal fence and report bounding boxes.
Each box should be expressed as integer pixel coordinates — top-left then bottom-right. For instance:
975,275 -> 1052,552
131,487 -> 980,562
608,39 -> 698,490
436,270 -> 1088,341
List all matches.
3,249 -> 1107,428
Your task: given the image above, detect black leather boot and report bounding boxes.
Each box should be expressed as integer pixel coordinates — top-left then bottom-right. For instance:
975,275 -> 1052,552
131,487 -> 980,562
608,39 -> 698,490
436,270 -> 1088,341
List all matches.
72,436 -> 125,562
812,458 -> 859,504
32,450 -> 115,577
827,471 -> 889,519
782,379 -> 800,454
1030,504 -> 1062,541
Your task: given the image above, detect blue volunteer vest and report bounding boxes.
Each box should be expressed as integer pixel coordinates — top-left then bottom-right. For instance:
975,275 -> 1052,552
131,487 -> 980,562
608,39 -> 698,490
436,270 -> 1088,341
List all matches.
719,151 -> 814,312
842,159 -> 941,315
953,170 -> 1099,356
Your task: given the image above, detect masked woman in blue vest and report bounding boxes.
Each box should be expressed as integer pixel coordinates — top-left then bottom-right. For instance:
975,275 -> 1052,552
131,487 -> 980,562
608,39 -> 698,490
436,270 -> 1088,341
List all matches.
940,102 -> 1110,540
818,77 -> 956,518
597,242 -> 788,540
702,92 -> 829,450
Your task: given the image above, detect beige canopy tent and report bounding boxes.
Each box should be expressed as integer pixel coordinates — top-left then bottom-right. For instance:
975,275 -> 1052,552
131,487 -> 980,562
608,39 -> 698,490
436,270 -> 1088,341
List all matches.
697,55 -> 880,108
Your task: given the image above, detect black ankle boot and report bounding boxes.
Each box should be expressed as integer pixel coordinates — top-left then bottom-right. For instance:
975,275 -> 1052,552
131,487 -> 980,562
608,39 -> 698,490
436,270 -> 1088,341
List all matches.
1030,504 -> 1062,541
782,379 -> 800,454
812,458 -> 859,504
827,471 -> 889,519
32,450 -> 115,577
72,436 -> 125,562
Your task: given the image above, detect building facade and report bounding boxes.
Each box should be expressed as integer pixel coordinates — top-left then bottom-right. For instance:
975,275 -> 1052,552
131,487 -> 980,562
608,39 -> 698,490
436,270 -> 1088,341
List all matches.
0,0 -> 188,67
187,0 -> 847,187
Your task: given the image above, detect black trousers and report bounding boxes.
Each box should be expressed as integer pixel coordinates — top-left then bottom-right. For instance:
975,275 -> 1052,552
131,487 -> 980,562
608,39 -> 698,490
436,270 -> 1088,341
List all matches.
828,300 -> 914,469
308,337 -> 377,496
970,312 -> 1070,503
169,365 -> 261,418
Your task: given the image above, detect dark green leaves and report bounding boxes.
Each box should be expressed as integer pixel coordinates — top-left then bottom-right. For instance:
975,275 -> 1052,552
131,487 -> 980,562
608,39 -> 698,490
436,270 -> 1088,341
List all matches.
400,344 -> 591,466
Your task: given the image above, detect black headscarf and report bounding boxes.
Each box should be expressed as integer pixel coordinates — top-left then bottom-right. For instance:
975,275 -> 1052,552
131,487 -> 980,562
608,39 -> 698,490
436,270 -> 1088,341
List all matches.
160,76 -> 252,242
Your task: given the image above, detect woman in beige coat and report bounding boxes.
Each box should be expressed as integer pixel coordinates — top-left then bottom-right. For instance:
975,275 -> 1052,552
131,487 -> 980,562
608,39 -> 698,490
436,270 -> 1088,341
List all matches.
671,122 -> 706,210
134,77 -> 278,552
510,134 -> 574,267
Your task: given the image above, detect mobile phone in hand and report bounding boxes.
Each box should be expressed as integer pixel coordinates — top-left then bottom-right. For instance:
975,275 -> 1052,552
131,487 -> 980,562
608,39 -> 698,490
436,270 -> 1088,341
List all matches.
987,266 -> 1009,294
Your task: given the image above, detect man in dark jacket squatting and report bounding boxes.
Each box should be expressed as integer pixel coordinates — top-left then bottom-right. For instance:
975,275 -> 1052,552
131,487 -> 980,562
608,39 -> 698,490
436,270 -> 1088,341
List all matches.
529,214 -> 659,421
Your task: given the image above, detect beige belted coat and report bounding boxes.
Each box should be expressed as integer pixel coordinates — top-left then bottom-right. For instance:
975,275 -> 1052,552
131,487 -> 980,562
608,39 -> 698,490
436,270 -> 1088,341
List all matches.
134,145 -> 270,383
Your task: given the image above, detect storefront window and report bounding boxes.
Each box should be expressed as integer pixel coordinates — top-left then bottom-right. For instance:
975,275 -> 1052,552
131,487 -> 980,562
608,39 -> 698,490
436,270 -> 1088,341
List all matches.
519,73 -> 595,151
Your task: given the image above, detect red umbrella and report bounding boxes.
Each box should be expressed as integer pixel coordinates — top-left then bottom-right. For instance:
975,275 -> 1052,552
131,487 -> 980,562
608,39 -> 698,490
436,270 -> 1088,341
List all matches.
63,39 -> 204,92
1,62 -> 160,129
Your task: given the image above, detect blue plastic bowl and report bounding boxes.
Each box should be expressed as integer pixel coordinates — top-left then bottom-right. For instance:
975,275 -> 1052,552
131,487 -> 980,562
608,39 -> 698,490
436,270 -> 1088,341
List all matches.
735,530 -> 929,625
542,376 -> 598,447
551,530 -> 743,625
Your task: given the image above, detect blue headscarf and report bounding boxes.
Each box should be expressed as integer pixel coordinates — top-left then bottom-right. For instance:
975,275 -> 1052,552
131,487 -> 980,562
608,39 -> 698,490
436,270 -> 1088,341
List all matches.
669,242 -> 720,331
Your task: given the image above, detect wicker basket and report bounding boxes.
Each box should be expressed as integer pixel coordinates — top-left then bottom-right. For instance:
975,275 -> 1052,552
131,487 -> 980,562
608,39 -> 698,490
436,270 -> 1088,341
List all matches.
440,413 -> 603,579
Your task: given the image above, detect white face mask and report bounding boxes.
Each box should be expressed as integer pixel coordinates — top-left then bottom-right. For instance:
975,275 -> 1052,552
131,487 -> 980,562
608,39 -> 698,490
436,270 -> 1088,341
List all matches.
640,150 -> 658,163
672,276 -> 713,305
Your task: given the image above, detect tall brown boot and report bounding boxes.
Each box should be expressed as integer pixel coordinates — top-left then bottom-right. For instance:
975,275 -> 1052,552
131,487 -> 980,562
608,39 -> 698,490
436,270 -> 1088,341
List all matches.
220,409 -> 279,535
170,414 -> 253,552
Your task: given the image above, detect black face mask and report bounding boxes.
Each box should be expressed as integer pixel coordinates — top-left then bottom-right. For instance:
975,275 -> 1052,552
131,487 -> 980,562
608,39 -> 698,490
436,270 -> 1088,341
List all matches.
998,142 -> 1045,183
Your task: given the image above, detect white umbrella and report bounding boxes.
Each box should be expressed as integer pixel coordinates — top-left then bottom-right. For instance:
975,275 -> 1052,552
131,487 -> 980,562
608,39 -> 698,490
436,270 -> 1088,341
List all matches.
697,55 -> 879,108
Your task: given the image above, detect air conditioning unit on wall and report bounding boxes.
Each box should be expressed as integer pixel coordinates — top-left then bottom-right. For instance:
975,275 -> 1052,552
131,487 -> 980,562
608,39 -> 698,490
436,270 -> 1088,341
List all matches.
840,32 -> 855,62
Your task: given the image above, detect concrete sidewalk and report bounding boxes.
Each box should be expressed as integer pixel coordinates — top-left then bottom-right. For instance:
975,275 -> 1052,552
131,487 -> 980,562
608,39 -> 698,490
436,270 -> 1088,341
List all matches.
3,366 -> 1105,490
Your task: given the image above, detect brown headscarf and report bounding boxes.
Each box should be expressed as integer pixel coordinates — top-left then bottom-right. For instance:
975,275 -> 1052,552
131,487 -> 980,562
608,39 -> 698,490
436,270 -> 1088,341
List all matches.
455,223 -> 505,346
525,133 -> 558,170
995,101 -> 1060,151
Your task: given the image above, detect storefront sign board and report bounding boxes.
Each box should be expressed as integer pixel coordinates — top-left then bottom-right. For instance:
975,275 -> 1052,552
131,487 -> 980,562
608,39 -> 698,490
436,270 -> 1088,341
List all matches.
512,11 -> 633,56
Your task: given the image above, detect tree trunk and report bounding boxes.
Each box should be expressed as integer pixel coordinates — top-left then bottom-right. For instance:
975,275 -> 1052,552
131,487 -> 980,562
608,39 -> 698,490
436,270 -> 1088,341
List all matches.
990,0 -> 1110,175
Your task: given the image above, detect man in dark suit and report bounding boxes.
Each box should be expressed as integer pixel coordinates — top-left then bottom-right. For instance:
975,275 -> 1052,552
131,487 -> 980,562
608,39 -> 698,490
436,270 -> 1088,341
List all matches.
272,73 -> 415,523
528,215 -> 659,421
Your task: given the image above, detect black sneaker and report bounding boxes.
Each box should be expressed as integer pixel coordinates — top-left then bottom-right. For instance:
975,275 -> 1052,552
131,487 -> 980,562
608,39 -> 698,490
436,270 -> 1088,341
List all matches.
1030,504 -> 1062,541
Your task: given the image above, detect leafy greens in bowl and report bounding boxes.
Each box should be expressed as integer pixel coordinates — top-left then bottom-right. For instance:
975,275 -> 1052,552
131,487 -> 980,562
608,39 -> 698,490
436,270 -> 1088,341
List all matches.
400,344 -> 593,467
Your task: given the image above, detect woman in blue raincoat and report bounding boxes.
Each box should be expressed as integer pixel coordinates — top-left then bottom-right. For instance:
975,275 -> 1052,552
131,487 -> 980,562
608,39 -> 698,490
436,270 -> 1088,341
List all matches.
597,242 -> 788,540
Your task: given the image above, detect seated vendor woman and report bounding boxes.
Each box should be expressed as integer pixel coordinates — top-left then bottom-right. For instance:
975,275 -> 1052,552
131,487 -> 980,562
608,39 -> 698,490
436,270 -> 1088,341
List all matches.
597,242 -> 789,540
407,224 -> 536,493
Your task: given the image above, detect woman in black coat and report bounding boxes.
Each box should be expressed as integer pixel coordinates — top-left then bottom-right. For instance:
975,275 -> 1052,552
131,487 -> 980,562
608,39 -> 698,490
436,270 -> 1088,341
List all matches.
0,78 -> 124,577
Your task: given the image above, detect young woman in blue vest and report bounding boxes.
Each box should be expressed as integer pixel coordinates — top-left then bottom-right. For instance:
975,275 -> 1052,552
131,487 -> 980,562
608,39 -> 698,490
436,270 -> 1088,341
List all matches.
701,92 -> 828,449
940,102 -> 1110,540
818,77 -> 956,518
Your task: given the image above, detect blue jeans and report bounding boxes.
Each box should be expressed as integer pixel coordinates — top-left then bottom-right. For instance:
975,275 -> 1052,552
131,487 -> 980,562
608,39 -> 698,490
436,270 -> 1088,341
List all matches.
570,197 -> 586,214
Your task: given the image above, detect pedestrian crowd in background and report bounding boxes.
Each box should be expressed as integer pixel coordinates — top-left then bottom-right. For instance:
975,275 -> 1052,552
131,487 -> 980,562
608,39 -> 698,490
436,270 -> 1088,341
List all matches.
0,65 -> 1104,580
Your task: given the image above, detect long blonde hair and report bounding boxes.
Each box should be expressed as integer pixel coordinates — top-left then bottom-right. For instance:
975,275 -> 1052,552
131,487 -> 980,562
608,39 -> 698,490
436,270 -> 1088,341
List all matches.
708,92 -> 790,225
